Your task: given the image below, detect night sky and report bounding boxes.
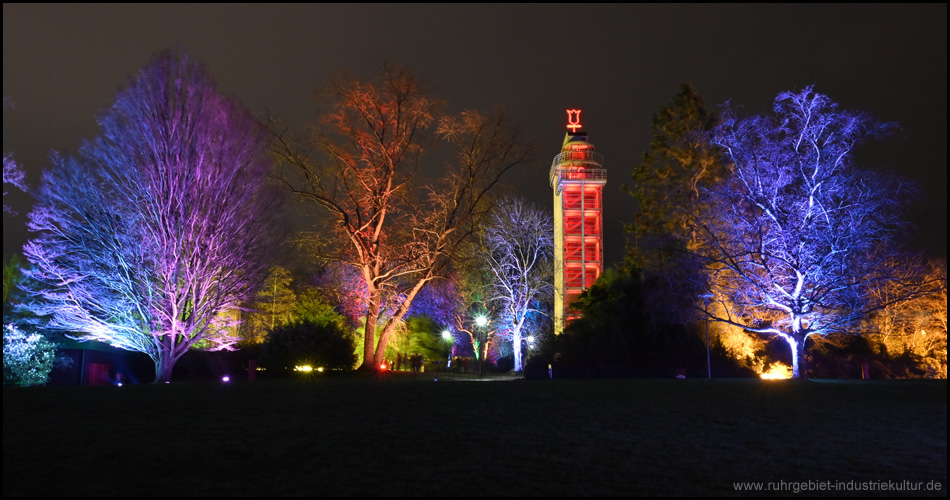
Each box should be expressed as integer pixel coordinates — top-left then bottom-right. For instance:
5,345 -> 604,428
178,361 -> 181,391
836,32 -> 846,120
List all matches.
3,4 -> 947,266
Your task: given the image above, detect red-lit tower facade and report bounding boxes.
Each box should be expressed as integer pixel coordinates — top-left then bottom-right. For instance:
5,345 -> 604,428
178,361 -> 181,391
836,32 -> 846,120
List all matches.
551,109 -> 606,335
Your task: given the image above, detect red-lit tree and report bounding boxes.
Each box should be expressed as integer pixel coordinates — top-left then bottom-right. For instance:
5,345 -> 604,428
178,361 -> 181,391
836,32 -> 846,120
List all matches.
271,64 -> 533,369
21,49 -> 283,382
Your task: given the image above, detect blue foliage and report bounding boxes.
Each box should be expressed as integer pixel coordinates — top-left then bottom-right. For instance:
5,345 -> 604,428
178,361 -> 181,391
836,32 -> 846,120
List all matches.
701,86 -> 915,377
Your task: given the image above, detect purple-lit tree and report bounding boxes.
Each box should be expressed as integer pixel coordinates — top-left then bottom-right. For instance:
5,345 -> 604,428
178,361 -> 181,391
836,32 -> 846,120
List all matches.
482,197 -> 553,372
21,49 -> 282,382
698,86 -> 918,378
405,275 -> 461,330
271,64 -> 533,369
1,159 -> 26,215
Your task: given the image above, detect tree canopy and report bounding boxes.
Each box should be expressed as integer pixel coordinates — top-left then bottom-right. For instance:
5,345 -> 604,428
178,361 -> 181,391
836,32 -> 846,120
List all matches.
698,86 -> 924,378
270,63 -> 534,369
21,48 -> 283,382
481,196 -> 553,372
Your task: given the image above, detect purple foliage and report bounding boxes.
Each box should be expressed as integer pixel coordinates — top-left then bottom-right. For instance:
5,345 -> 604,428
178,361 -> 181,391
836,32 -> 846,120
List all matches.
406,277 -> 460,328
21,49 -> 282,382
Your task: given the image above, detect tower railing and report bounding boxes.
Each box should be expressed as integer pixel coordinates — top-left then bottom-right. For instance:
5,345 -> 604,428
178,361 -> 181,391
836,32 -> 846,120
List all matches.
550,166 -> 607,187
552,150 -> 604,166
549,151 -> 605,187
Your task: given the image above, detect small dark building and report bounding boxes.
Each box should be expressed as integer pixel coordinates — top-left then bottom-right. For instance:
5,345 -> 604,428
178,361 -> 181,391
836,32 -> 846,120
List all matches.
50,338 -> 154,386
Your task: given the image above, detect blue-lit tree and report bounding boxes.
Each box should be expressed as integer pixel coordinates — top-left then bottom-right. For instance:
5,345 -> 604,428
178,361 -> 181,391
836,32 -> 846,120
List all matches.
406,276 -> 460,331
3,96 -> 29,315
698,86 -> 917,378
3,96 -> 28,215
482,197 -> 553,372
21,48 -> 283,382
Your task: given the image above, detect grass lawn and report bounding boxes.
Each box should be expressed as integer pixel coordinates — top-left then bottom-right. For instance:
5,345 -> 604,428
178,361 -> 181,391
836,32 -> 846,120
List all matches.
3,373 -> 946,496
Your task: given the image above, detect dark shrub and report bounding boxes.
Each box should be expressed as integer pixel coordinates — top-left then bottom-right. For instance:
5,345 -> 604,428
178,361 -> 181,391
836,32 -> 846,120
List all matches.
261,319 -> 356,373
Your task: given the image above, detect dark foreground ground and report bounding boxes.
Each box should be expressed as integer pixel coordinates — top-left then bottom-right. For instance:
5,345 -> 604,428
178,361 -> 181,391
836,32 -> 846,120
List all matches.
3,374 -> 947,496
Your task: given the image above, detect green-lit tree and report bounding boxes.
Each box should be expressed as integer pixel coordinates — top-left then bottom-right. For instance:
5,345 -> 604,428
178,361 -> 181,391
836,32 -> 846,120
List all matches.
451,260 -> 498,375
625,84 -> 726,272
623,84 -> 730,335
3,255 -> 26,318
388,315 -> 446,367
242,266 -> 297,344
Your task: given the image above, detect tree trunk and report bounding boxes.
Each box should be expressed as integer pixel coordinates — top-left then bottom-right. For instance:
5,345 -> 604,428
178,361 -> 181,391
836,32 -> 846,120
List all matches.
153,336 -> 177,383
373,321 -> 399,367
512,329 -> 523,372
479,343 -> 488,376
783,334 -> 808,379
154,353 -> 176,383
786,315 -> 806,379
796,336 -> 808,380
512,317 -> 527,372
359,295 -> 380,370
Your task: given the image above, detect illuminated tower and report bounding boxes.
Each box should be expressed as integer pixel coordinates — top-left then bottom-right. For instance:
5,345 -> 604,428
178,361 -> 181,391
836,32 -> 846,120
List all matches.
551,109 -> 606,335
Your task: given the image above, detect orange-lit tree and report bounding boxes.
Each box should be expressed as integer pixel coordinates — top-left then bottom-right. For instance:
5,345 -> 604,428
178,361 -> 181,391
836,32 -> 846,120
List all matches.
866,257 -> 947,377
271,64 -> 533,369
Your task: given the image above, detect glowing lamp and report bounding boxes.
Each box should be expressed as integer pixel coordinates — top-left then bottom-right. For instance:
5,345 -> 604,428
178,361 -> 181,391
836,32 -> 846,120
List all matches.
442,330 -> 453,340
759,363 -> 792,380
475,316 -> 488,327
380,363 -> 388,370
222,375 -> 230,383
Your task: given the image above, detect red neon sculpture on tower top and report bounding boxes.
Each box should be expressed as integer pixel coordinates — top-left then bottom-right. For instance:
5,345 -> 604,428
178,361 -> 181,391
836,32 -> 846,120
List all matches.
566,109 -> 582,132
